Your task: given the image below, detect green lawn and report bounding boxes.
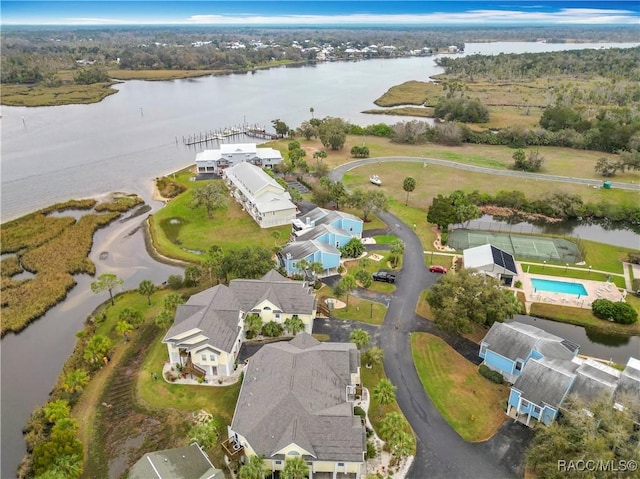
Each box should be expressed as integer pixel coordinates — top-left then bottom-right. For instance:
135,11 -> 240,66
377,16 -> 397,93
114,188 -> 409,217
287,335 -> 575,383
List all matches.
372,234 -> 398,244
529,303 -> 640,336
360,362 -> 416,454
149,174 -> 291,263
331,296 -> 387,325
410,333 -> 509,442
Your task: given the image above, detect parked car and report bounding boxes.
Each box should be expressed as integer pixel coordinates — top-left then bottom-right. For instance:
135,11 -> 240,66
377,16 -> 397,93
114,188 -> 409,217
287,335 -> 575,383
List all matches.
372,271 -> 396,283
429,265 -> 447,274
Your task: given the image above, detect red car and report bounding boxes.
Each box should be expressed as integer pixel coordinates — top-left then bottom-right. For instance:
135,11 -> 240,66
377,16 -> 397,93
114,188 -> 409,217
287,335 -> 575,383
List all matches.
429,265 -> 447,274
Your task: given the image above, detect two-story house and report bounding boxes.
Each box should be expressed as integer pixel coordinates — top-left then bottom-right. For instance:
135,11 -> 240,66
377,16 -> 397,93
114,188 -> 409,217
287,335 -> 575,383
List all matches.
223,162 -> 297,228
280,207 -> 364,277
226,334 -> 366,478
196,143 -> 282,174
163,271 -> 316,382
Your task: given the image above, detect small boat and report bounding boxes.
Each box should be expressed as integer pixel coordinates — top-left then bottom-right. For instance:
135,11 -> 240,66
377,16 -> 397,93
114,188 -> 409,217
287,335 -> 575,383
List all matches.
370,175 -> 382,186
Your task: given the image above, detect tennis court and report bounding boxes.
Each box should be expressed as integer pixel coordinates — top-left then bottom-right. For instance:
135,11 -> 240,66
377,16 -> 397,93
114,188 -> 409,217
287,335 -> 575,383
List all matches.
448,229 -> 582,263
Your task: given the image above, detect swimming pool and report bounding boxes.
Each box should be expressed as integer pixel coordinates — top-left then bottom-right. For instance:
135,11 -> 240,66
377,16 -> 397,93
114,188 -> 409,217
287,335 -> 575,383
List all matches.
531,278 -> 588,296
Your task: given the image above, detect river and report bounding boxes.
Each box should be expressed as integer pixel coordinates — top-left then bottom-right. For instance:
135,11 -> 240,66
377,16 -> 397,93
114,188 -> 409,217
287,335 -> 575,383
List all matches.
1,41 -> 639,478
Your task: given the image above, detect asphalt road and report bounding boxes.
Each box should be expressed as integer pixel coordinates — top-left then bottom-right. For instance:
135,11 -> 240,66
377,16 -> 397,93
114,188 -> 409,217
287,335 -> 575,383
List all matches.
329,156 -> 640,191
327,155 -> 542,478
376,211 -> 531,479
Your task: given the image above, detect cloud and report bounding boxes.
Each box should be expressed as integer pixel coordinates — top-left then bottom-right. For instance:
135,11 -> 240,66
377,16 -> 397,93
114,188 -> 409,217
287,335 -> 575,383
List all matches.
186,9 -> 639,25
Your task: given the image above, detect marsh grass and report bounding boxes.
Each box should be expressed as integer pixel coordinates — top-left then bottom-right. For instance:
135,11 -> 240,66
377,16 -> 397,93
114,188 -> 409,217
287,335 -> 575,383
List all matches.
0,198 -> 141,335
1,82 -> 118,107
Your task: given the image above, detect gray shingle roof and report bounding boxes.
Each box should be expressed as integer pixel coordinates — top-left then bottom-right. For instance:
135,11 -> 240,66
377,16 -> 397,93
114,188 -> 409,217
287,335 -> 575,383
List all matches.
570,360 -> 620,403
616,358 -> 640,400
163,285 -> 241,354
513,358 -> 577,408
482,322 -> 579,362
231,334 -> 365,462
229,275 -> 315,315
128,443 -> 223,479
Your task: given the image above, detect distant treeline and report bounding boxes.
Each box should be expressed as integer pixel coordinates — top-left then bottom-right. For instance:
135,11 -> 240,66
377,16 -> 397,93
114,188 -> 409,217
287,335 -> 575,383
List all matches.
436,46 -> 640,82
2,25 -> 638,84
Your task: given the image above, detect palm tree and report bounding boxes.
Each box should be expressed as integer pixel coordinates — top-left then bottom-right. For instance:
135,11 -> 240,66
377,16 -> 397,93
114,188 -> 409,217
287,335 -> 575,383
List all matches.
349,328 -> 370,350
358,257 -> 371,270
239,455 -> 268,479
379,412 -> 406,443
295,258 -> 310,278
310,107 -> 315,119
62,369 -> 90,395
402,177 -> 416,206
155,310 -> 174,329
83,334 -> 112,366
390,239 -> 405,268
271,230 -> 281,246
282,456 -> 310,479
164,293 -> 185,313
372,378 -> 397,406
115,320 -> 133,341
43,399 -> 70,423
363,347 -> 384,368
309,261 -> 324,283
340,274 -> 357,308
284,314 -> 305,335
138,279 -> 156,305
388,429 -> 414,458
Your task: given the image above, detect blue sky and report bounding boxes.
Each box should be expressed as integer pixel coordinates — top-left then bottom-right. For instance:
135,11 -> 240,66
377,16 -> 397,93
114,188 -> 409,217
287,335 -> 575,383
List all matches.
2,1 -> 639,26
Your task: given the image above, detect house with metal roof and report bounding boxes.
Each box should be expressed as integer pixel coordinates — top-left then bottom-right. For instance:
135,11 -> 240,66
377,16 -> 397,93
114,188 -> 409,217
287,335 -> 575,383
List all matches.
226,333 -> 366,478
292,207 -> 363,239
463,244 -> 518,286
278,240 -> 341,277
479,321 -> 580,384
283,207 -> 364,277
128,443 -> 223,479
196,143 -> 282,174
163,271 -> 316,381
223,162 -> 297,228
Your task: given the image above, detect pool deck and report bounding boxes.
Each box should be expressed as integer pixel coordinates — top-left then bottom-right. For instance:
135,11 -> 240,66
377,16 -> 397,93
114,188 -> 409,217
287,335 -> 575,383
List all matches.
516,264 -> 625,311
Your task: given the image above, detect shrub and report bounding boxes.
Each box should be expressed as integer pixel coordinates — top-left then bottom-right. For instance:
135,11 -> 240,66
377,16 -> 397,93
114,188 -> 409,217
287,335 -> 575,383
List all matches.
592,299 -> 618,320
514,280 -> 523,289
354,406 -> 366,422
261,321 -> 283,337
167,274 -> 183,289
366,440 -> 377,459
479,364 -> 504,384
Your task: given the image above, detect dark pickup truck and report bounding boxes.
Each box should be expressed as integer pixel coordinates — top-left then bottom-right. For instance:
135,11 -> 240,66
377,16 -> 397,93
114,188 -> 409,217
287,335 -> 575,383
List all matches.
372,271 -> 396,283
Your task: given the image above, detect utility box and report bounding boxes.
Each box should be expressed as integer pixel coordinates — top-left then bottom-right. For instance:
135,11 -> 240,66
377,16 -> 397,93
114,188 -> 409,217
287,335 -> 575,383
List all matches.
603,181 -> 612,189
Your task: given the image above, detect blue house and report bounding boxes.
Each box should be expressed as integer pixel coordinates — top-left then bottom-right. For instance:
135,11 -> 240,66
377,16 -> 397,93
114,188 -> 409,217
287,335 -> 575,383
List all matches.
479,321 -> 579,384
283,207 -> 364,278
482,322 -> 638,427
292,207 -> 363,239
295,223 -> 355,249
278,240 -> 341,277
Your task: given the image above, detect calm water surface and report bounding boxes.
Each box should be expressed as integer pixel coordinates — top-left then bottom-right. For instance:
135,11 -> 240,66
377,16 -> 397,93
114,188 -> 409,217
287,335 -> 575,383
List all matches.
1,41 -> 639,478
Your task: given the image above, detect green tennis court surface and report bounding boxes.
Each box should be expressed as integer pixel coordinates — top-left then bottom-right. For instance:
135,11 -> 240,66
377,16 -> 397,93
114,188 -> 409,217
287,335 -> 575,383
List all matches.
448,229 -> 582,263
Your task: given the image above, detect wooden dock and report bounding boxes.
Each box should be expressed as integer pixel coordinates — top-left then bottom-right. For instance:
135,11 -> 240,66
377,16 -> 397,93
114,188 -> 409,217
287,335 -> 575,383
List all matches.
182,124 -> 278,146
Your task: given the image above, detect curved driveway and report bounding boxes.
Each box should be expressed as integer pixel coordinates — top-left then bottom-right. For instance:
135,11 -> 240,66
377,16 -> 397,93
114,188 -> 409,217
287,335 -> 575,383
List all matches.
329,156 -> 640,191
376,212 -> 526,479
329,157 -> 547,478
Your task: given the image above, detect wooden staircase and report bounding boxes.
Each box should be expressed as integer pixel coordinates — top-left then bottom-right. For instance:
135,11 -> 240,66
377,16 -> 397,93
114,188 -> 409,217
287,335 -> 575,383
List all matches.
183,356 -> 206,379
